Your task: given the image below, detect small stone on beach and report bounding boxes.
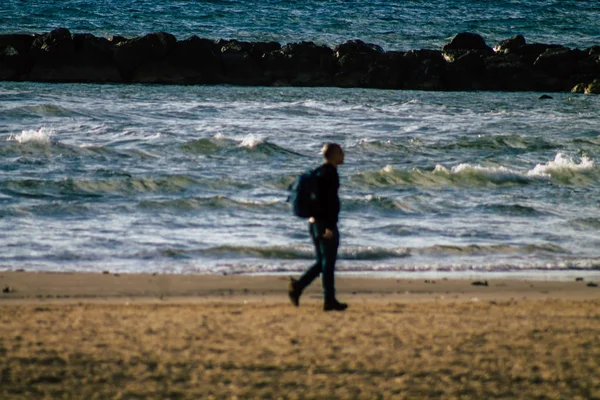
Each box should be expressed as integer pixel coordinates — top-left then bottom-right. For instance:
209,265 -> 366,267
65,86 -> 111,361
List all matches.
472,281 -> 488,286
2,286 -> 13,293
587,282 -> 598,287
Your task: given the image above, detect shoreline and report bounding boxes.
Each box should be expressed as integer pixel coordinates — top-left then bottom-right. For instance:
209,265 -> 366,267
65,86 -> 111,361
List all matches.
1,270 -> 599,305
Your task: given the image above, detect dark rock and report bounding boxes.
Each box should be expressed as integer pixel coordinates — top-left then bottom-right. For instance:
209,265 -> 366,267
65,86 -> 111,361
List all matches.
571,83 -> 587,93
576,50 -> 600,75
109,35 -> 128,46
0,34 -> 35,79
587,282 -> 598,287
2,286 -> 12,293
471,281 -> 488,286
334,39 -> 383,57
585,79 -> 600,94
2,29 -> 600,92
216,39 -> 275,85
263,41 -> 335,86
484,53 -> 532,89
135,36 -> 223,85
363,51 -> 407,89
333,40 -> 384,87
575,277 -> 584,281
494,35 -> 526,54
534,48 -> 582,77
28,31 -> 121,83
403,50 -> 446,90
114,32 -> 177,81
31,28 -> 75,63
539,94 -> 553,99
70,33 -> 120,82
510,43 -> 563,65
444,49 -> 493,89
73,34 -> 114,64
443,32 -> 490,51
151,35 -> 224,84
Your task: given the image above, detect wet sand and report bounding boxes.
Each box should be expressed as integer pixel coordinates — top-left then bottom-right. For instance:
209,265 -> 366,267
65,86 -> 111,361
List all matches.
1,271 -> 599,399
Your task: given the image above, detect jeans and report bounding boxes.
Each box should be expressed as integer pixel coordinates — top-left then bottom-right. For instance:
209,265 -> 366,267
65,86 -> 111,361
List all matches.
297,221 -> 339,301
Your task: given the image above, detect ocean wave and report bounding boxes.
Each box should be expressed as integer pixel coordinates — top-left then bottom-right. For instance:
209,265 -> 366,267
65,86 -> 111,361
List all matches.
138,196 -> 285,212
199,245 -> 409,261
527,153 -> 595,180
1,175 -> 200,200
193,242 -> 566,262
181,133 -> 303,157
5,104 -> 74,118
7,127 -> 54,145
351,153 -> 600,189
437,135 -> 556,152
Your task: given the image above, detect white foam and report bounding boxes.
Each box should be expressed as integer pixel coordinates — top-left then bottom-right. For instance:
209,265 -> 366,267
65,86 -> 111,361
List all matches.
238,134 -> 265,149
527,153 -> 594,177
433,163 -> 514,175
8,127 -> 54,145
382,164 -> 395,173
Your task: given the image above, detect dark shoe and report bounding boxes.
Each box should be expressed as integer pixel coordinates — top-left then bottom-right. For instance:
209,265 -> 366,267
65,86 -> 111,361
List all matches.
288,278 -> 301,307
323,299 -> 348,312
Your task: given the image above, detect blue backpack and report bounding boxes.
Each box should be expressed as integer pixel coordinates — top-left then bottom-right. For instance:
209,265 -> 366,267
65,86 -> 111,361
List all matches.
288,168 -> 319,218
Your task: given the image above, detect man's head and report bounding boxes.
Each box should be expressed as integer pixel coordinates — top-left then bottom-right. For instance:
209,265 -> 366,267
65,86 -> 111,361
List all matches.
322,143 -> 344,167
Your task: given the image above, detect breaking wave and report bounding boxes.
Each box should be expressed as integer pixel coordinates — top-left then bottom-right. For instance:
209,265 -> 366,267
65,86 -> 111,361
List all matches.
352,153 -> 600,189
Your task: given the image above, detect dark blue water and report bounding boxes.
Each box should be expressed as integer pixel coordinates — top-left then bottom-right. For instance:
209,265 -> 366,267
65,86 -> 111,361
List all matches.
2,0 -> 599,50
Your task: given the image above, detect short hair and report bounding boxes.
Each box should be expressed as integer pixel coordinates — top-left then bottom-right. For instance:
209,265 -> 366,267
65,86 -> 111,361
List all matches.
322,143 -> 342,160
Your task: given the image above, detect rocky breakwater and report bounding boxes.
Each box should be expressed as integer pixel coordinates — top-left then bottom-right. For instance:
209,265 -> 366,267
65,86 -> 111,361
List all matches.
1,29 -> 599,93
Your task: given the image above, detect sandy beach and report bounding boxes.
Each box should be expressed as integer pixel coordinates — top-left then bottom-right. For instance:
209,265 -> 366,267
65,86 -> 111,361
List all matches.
1,271 -> 600,399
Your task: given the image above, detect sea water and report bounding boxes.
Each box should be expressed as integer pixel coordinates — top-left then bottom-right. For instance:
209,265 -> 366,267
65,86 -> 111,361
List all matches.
1,1 -> 600,278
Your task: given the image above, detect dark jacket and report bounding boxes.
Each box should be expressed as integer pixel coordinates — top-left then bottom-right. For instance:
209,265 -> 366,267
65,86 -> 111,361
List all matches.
314,163 -> 340,230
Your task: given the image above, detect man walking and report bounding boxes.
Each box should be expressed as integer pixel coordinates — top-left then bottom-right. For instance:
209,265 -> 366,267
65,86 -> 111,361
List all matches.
288,143 -> 348,311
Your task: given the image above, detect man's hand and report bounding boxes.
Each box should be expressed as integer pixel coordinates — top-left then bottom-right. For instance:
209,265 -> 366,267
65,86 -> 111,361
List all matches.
323,228 -> 333,239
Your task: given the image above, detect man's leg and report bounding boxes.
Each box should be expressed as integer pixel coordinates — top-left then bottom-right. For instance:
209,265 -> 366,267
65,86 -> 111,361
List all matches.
297,222 -> 323,289
289,222 -> 322,306
320,225 -> 347,311
319,225 -> 338,302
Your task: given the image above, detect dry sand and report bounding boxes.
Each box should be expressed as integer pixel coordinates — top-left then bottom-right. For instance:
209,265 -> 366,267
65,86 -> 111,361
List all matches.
1,271 -> 600,399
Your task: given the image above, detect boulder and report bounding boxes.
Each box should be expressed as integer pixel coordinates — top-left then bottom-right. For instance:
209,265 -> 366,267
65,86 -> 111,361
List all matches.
334,40 -> 383,57
585,79 -> 600,94
362,51 -> 406,89
494,35 -> 526,54
31,28 -> 75,63
159,35 -> 223,84
28,32 -> 121,82
533,47 -> 581,77
444,50 -> 491,90
263,42 -> 335,86
114,32 -> 177,80
509,43 -> 563,65
442,33 -> 494,88
484,54 -> 533,91
70,34 -> 120,82
403,50 -> 446,90
443,32 -> 490,51
0,34 -> 35,79
571,83 -> 587,93
333,40 -> 384,87
216,39 -> 277,85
